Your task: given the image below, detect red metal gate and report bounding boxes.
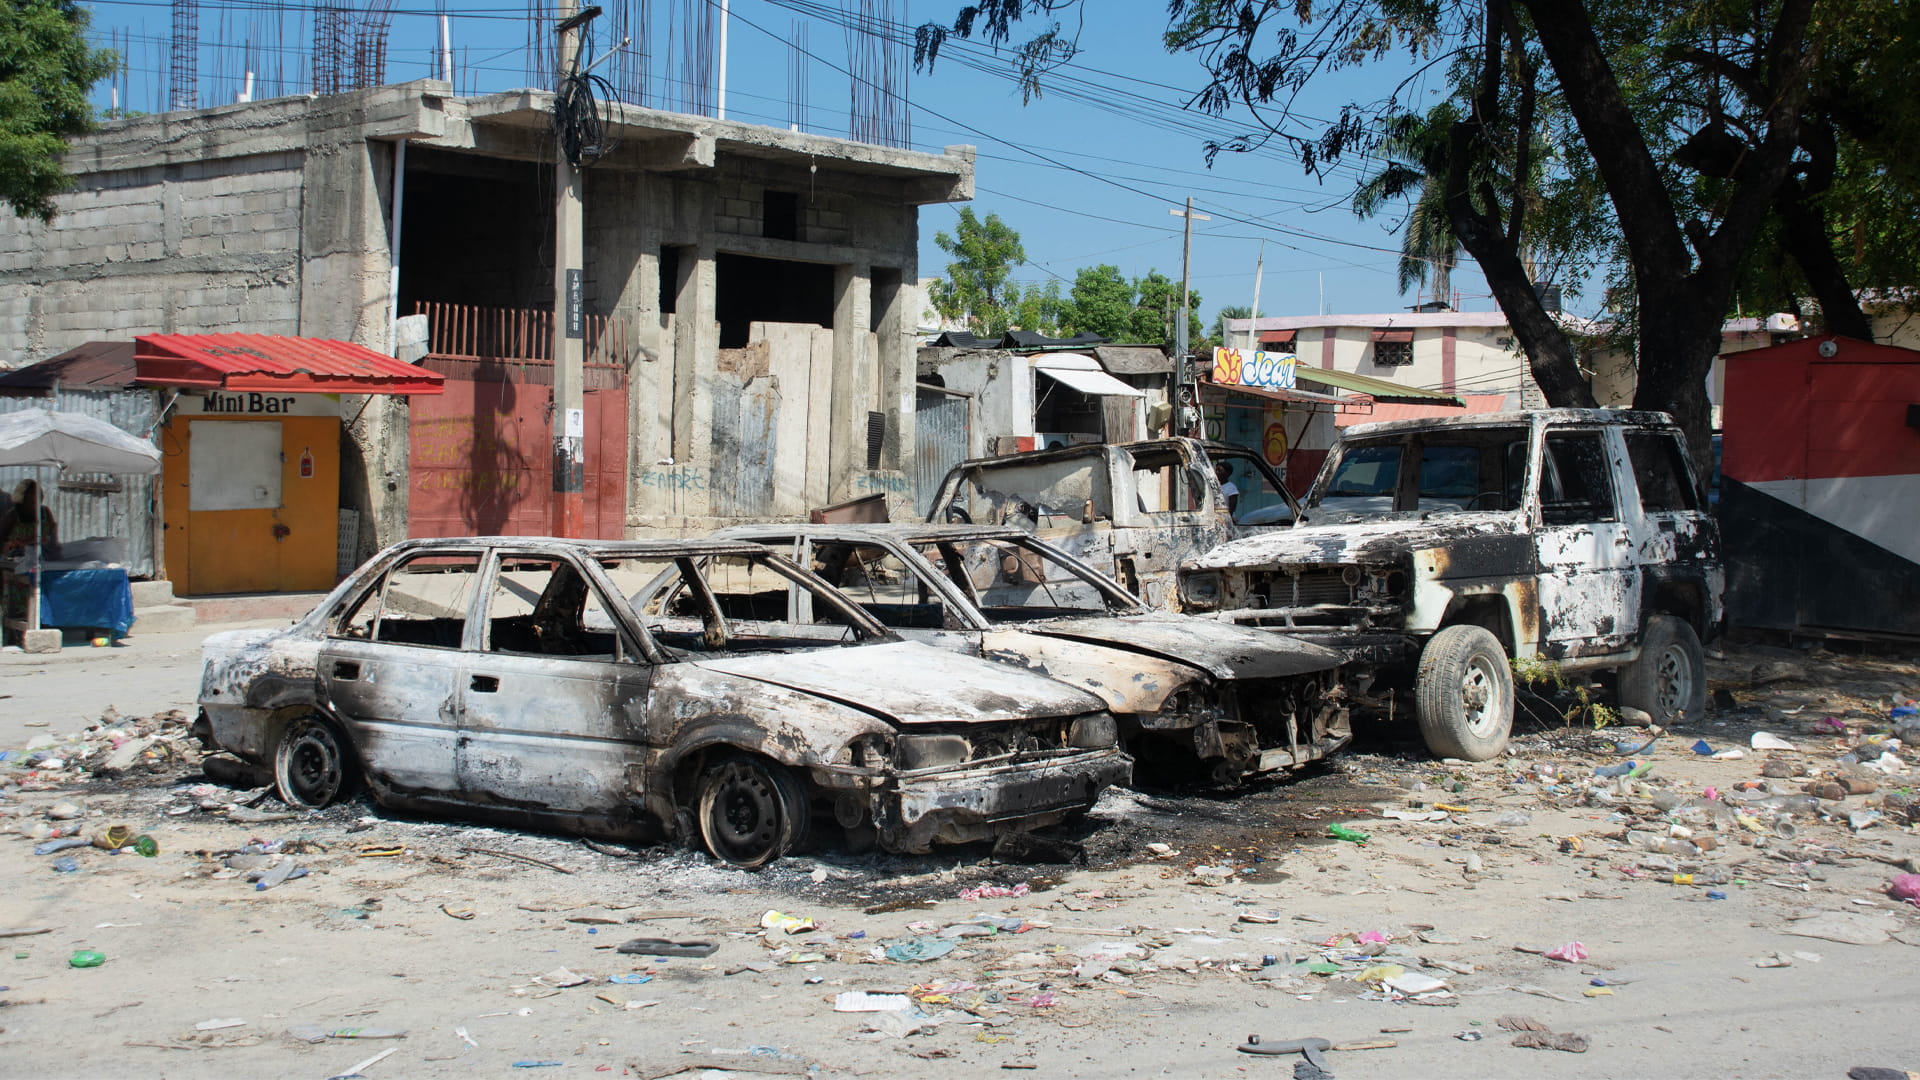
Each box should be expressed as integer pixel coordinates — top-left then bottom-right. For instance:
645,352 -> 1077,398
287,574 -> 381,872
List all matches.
407,303 -> 629,540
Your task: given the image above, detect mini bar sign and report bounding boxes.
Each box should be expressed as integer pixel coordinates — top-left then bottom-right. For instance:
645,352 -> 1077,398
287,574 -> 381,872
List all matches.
203,391 -> 298,413
178,390 -> 340,417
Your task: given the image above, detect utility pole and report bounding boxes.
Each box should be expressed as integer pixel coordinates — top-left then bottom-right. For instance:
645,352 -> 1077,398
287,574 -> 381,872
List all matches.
1168,198 -> 1209,360
550,2 -> 592,538
1246,240 -> 1265,353
1168,198 -> 1209,436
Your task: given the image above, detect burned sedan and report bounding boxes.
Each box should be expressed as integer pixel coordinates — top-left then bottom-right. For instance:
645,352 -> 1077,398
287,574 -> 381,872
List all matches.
196,538 -> 1130,867
707,524 -> 1348,783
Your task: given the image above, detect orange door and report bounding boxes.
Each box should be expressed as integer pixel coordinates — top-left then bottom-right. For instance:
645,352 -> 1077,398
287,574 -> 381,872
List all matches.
162,416 -> 342,596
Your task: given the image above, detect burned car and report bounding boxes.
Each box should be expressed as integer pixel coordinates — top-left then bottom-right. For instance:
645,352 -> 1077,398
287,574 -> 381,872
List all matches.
928,437 -> 1299,609
705,524 -> 1349,782
197,538 -> 1130,867
1180,409 -> 1722,760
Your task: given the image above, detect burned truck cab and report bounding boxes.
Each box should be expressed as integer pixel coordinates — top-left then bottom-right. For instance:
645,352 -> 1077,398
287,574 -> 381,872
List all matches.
1180,410 -> 1722,761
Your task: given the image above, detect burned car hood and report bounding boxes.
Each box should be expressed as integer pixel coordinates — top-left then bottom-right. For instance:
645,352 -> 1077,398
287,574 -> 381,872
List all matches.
691,641 -> 1103,726
1015,615 -> 1340,680
1189,515 -> 1525,570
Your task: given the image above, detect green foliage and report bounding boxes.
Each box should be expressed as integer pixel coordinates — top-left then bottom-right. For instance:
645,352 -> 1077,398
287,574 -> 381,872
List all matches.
1054,264 -> 1200,347
1131,270 -> 1202,348
1060,264 -> 1135,340
1006,278 -> 1067,336
1211,304 -> 1251,349
1511,655 -> 1619,729
929,207 -> 1028,336
0,0 -> 115,222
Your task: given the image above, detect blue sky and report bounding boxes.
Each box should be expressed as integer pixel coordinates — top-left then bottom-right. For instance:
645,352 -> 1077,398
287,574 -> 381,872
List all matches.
78,0 -> 1500,327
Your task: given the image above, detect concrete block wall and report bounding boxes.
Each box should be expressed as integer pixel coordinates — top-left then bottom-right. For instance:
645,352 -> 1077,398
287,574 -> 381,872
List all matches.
0,153 -> 305,361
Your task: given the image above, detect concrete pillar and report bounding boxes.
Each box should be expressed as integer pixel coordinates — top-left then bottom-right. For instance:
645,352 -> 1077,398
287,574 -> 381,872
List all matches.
665,237 -> 717,523
828,261 -> 873,503
871,266 -> 910,473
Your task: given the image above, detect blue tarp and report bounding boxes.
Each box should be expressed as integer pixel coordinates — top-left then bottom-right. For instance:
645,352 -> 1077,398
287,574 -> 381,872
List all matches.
39,568 -> 134,636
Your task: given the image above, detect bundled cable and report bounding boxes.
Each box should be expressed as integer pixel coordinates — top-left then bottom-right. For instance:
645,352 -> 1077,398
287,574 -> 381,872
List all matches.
552,18 -> 619,169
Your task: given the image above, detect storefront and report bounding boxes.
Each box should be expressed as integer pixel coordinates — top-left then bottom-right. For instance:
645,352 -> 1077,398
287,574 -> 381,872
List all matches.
135,334 -> 443,596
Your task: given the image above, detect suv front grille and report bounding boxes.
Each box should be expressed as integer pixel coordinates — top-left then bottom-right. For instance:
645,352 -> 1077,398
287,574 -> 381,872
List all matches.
1253,569 -> 1356,608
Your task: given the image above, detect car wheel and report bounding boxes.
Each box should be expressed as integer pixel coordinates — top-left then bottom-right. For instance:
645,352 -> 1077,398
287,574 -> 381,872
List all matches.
273,715 -> 359,809
695,754 -> 809,869
1618,614 -> 1706,726
1415,624 -> 1514,761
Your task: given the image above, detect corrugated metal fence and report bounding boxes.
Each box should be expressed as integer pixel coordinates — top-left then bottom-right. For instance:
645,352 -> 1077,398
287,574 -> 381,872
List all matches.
0,388 -> 158,577
915,385 -> 970,517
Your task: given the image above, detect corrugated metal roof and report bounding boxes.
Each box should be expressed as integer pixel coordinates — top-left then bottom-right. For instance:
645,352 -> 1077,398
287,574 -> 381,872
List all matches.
133,334 -> 445,394
0,342 -> 138,394
1334,393 -> 1510,427
1295,366 -> 1463,406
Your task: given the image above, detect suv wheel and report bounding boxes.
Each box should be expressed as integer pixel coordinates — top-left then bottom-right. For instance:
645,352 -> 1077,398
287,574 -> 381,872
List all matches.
1415,625 -> 1514,761
1618,614 -> 1706,726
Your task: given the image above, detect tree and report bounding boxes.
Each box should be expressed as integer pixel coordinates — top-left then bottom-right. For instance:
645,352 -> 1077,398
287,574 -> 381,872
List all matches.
916,1 -> 1842,468
0,0 -> 115,222
1006,278 -> 1067,336
1211,304 -> 1251,349
1060,264 -> 1135,340
1350,107 -> 1471,307
1131,270 -> 1201,349
929,207 -> 1027,336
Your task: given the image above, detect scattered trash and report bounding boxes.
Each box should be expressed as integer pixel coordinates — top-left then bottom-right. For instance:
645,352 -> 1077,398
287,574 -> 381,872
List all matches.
533,967 -> 590,988
1327,824 -> 1369,844
194,1018 -> 246,1030
616,938 -> 717,958
957,883 -> 1029,901
760,910 -> 818,934
68,950 -> 105,968
1498,1015 -> 1589,1053
834,991 -> 912,1012
327,1046 -> 398,1079
884,937 -> 958,964
1751,732 -> 1798,751
1542,942 -> 1588,962
607,974 -> 654,985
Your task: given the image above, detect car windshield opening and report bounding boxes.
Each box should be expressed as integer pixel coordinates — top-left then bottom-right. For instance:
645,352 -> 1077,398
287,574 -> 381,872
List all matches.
1312,426 -> 1530,515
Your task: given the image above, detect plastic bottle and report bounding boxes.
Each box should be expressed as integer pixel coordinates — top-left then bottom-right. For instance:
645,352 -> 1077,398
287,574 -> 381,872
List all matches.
68,950 -> 105,968
1595,761 -> 1637,778
1328,824 -> 1370,844
133,835 -> 158,858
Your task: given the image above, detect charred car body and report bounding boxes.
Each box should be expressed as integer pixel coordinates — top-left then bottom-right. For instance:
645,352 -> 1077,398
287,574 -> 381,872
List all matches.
197,538 -> 1130,867
705,523 -> 1349,782
1180,410 -> 1722,759
928,437 -> 1299,610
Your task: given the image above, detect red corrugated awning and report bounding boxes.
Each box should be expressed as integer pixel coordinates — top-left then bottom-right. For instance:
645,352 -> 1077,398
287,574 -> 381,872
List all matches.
133,333 -> 445,394
1259,329 -> 1297,346
1371,329 -> 1414,344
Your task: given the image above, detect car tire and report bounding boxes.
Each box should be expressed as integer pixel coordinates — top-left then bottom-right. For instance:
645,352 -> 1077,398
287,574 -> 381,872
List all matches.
1618,614 -> 1707,726
273,715 -> 360,809
695,754 -> 810,869
1415,624 -> 1514,761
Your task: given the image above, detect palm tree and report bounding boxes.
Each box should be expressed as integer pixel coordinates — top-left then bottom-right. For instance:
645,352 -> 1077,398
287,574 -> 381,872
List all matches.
1353,108 -> 1462,306
1212,304 -> 1252,348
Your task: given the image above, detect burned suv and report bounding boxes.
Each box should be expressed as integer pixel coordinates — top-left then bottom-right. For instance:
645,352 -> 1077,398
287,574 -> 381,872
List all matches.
1179,410 -> 1721,760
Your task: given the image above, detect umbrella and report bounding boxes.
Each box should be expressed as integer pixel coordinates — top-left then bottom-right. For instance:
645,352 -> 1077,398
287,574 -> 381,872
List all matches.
0,407 -> 160,640
0,407 -> 161,474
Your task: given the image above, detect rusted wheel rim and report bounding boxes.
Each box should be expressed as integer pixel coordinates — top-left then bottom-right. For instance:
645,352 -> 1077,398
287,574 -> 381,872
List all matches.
282,724 -> 345,807
1654,644 -> 1693,716
1460,655 -> 1503,739
705,761 -> 781,865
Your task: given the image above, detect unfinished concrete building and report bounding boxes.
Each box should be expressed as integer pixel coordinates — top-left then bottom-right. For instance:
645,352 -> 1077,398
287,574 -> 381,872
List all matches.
0,79 -> 974,561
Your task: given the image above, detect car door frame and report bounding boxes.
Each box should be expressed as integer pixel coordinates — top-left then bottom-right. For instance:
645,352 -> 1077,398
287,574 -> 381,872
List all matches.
1530,423 -> 1641,658
316,545 -> 488,805
449,545 -> 658,830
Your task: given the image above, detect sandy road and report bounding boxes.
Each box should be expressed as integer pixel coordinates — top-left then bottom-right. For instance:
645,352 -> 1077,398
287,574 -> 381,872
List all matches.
2,634 -> 1917,1080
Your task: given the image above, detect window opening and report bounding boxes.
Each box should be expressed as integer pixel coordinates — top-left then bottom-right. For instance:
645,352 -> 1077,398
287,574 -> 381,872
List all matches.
335,552 -> 480,649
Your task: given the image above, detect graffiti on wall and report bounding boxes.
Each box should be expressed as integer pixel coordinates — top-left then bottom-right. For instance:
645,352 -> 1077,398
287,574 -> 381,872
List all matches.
1212,346 -> 1297,392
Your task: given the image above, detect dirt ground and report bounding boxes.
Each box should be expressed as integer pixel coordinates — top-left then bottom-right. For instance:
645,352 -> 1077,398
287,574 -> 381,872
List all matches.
2,633 -> 1918,1080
